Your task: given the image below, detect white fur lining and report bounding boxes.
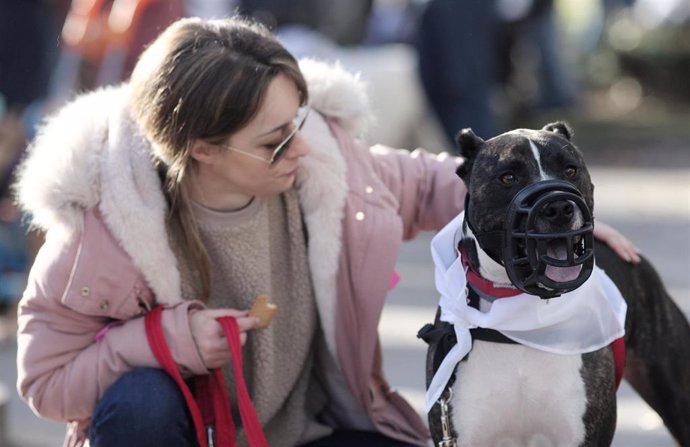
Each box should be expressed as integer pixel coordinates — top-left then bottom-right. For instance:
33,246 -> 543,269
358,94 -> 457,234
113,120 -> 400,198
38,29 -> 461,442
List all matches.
296,111 -> 347,358
98,88 -> 182,303
14,88 -> 115,238
299,58 -> 374,136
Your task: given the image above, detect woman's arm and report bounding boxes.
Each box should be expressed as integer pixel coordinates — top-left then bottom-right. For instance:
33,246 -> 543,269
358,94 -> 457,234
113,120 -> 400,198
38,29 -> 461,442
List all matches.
16,232 -> 207,421
368,144 -> 466,239
17,294 -> 206,421
593,220 -> 641,264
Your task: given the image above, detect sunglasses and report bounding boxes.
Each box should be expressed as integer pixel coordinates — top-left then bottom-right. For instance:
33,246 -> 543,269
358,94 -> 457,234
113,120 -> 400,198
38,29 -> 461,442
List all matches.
224,106 -> 310,166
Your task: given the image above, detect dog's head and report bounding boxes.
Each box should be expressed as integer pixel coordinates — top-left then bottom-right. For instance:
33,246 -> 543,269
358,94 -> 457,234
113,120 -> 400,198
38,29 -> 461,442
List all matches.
455,122 -> 595,297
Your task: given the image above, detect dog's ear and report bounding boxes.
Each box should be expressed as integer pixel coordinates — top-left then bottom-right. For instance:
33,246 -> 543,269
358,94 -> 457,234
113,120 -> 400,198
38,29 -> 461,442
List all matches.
455,128 -> 484,180
455,128 -> 484,159
542,121 -> 574,140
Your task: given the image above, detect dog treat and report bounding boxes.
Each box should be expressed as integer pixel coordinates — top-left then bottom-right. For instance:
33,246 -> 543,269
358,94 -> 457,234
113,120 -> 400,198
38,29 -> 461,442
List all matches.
249,294 -> 278,329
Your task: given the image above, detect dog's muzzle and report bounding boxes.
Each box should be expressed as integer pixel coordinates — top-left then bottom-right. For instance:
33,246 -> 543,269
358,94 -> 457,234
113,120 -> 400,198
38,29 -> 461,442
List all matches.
473,180 -> 595,298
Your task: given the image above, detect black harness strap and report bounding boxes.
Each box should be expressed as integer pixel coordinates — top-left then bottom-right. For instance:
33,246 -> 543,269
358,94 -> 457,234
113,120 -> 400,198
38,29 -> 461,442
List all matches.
418,285 -> 519,402
470,327 -> 518,344
466,285 -> 519,345
417,322 -> 457,374
419,283 -> 523,445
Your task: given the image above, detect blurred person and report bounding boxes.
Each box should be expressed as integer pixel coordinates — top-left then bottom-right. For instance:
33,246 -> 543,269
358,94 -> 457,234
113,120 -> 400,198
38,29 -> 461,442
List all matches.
364,0 -> 426,45
0,110 -> 31,320
416,0 -> 498,144
416,0 -> 577,147
0,0 -> 64,319
14,16 -> 639,447
0,0 -> 62,114
238,0 -> 374,46
496,0 -> 577,110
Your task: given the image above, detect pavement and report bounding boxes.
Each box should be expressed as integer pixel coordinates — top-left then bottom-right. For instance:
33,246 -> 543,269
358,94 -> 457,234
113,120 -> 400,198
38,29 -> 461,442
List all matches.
0,132 -> 688,446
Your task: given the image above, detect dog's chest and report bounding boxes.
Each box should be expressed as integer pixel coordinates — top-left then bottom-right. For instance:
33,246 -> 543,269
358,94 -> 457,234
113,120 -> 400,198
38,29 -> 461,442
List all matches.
450,340 -> 587,446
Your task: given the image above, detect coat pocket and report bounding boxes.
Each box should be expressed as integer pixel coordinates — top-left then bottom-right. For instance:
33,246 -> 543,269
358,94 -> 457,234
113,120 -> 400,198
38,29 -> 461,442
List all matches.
61,209 -> 154,319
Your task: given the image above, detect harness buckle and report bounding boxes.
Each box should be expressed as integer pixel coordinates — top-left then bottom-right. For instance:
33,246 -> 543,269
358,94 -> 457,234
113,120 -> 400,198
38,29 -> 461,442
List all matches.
438,388 -> 457,447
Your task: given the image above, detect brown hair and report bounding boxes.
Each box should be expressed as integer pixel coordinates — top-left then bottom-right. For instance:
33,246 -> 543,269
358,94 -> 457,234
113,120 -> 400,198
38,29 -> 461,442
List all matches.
129,17 -> 308,302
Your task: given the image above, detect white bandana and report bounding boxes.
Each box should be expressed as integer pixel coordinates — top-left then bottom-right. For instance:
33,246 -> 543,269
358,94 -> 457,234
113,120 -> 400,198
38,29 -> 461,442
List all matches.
425,212 -> 627,413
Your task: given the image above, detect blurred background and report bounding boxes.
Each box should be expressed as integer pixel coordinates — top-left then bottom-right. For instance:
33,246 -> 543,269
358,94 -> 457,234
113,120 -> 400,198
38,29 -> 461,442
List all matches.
1,0 -> 688,446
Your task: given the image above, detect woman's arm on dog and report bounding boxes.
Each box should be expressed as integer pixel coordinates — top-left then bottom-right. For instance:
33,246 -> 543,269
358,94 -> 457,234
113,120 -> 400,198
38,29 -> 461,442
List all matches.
593,220 -> 641,264
367,144 -> 465,239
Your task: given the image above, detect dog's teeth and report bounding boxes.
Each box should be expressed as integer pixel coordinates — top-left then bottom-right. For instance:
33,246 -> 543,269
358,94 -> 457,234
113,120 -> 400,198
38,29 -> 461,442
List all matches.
547,243 -> 569,261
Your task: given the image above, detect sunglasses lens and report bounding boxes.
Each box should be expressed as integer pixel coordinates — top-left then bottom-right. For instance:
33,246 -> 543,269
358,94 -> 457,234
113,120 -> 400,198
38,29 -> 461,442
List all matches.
271,136 -> 293,165
270,107 -> 310,165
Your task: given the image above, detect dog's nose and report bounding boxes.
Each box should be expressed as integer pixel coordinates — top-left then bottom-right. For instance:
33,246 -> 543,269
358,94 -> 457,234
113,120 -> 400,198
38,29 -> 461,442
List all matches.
543,200 -> 574,225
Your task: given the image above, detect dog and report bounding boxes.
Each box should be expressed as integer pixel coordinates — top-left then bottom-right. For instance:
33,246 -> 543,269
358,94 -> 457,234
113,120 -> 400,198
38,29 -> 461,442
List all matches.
420,122 -> 690,446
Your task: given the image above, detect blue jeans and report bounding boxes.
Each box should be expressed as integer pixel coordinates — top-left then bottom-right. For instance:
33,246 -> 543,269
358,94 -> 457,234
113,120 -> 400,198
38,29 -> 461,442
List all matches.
89,368 -> 198,447
300,430 -> 420,447
90,369 -> 419,447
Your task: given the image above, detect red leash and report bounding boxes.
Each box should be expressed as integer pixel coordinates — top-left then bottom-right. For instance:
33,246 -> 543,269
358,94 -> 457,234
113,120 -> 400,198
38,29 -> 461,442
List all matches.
145,306 -> 267,447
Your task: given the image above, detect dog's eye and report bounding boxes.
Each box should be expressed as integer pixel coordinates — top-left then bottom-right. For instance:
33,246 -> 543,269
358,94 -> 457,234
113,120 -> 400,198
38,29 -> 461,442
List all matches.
564,166 -> 577,178
499,173 -> 516,185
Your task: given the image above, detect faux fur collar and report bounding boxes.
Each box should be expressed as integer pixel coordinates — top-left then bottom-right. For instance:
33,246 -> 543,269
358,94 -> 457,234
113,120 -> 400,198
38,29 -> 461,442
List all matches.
15,59 -> 370,308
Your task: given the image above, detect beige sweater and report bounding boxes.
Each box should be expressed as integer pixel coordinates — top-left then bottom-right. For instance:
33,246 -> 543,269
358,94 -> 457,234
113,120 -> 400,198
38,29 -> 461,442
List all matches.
186,190 -> 331,446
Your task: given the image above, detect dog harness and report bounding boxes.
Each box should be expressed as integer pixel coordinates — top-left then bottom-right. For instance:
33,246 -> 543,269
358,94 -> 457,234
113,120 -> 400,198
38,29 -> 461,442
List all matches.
419,287 -> 626,389
419,241 -> 626,447
423,212 -> 627,414
459,240 -> 625,387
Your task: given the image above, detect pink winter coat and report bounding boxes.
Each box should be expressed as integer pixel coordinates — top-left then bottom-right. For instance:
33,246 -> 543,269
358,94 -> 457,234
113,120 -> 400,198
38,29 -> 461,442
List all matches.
15,60 -> 465,445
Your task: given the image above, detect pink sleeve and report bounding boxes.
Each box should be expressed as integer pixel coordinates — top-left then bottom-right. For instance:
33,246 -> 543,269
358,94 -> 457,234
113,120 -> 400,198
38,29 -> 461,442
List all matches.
16,230 -> 206,422
369,144 -> 467,240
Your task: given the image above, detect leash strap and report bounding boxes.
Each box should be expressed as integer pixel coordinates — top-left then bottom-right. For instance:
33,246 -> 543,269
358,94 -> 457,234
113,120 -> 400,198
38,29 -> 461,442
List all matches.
145,306 -> 210,447
145,306 -> 267,447
217,317 -> 267,446
195,368 -> 237,447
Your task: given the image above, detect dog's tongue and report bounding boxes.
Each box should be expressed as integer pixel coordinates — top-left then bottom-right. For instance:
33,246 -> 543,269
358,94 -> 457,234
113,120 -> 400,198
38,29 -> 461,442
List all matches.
545,242 -> 582,283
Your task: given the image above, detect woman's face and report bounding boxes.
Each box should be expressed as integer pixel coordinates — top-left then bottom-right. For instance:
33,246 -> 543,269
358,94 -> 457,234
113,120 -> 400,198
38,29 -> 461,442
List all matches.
189,74 -> 310,211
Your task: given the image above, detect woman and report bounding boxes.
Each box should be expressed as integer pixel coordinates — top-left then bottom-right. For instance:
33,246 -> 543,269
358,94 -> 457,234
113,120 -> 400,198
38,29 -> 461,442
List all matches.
14,16 -> 639,447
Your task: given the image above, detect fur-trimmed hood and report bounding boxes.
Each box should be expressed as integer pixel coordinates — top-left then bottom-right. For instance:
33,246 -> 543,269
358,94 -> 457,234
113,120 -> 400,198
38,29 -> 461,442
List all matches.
14,59 -> 371,306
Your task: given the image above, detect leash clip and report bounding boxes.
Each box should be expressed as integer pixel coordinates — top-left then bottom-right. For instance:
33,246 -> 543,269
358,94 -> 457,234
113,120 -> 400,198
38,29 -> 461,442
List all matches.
438,388 -> 457,447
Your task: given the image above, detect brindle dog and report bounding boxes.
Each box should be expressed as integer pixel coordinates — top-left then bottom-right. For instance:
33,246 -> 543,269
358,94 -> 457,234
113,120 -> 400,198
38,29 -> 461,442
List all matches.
424,122 -> 690,446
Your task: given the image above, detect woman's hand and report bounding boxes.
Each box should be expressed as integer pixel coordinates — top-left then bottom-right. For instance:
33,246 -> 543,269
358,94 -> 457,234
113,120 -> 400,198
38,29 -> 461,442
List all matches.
593,220 -> 641,264
189,308 -> 260,370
